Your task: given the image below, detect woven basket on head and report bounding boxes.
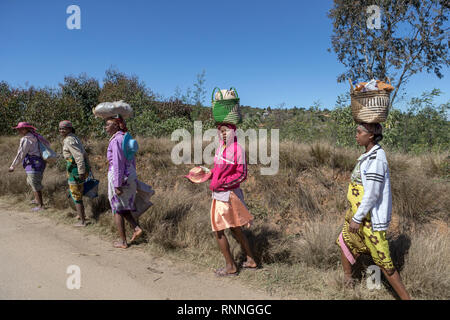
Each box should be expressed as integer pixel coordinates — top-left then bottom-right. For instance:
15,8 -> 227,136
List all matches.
211,87 -> 242,125
349,79 -> 392,123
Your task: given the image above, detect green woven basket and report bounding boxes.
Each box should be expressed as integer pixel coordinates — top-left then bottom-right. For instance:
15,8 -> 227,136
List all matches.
211,87 -> 242,125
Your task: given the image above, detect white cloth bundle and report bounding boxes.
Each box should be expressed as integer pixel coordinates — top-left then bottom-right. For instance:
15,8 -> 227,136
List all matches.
214,89 -> 237,101
93,100 -> 133,119
362,79 -> 378,92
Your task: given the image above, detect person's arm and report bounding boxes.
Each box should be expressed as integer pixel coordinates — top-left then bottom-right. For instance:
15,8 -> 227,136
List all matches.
66,137 -> 86,175
207,166 -> 215,180
111,137 -> 125,189
219,146 -> 247,188
207,146 -> 220,182
352,159 -> 386,225
10,137 -> 31,169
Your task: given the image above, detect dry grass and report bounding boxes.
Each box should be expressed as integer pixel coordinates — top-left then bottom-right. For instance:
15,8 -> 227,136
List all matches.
400,229 -> 450,299
1,134 -> 449,300
420,154 -> 450,179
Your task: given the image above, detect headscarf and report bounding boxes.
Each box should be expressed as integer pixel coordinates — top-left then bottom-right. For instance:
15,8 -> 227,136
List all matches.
30,129 -> 51,147
109,115 -> 128,132
13,122 -> 51,147
59,120 -> 76,134
217,123 -> 237,131
59,120 -> 73,128
358,122 -> 383,143
217,123 -> 237,145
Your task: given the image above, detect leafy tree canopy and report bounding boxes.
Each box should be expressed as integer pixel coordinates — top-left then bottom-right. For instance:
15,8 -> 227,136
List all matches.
329,0 -> 449,103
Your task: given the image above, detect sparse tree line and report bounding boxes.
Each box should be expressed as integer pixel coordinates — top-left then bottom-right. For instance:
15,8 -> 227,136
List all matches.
0,69 -> 448,154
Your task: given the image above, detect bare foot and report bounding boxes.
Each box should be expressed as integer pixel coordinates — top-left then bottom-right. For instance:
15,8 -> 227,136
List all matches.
130,227 -> 143,242
344,277 -> 356,289
214,267 -> 238,277
113,240 -> 128,249
241,259 -> 258,269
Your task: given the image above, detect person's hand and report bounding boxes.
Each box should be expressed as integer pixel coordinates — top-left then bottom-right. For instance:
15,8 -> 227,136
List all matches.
349,220 -> 360,233
115,187 -> 123,195
200,166 -> 211,173
8,166 -> 14,172
201,167 -> 212,181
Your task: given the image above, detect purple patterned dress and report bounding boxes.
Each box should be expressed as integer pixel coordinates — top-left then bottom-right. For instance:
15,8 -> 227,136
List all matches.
107,131 -> 137,214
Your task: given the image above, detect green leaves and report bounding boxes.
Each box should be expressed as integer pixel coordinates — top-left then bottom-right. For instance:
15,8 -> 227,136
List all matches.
329,0 -> 449,104
1,68 -> 447,155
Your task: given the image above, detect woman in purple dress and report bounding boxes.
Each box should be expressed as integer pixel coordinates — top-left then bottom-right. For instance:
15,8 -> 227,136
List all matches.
105,116 -> 143,249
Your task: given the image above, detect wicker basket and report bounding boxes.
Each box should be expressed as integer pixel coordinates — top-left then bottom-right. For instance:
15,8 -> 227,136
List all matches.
211,87 -> 242,125
349,79 -> 392,123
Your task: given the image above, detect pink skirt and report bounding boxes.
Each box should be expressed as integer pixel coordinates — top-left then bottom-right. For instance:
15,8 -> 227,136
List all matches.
210,191 -> 254,232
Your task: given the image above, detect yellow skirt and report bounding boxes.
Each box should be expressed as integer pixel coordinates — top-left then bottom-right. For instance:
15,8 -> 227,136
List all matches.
69,183 -> 84,204
210,191 -> 254,232
336,182 -> 395,275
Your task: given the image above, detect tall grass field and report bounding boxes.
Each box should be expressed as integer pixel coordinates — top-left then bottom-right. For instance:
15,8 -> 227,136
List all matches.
1,135 -> 448,300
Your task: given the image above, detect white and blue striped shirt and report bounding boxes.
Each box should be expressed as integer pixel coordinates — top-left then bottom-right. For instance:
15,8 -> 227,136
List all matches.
352,144 -> 392,231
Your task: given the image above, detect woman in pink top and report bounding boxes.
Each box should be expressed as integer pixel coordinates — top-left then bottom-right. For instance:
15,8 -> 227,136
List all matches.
209,124 -> 257,276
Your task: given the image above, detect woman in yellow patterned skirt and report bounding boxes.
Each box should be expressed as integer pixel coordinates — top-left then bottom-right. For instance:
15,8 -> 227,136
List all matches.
336,123 -> 410,299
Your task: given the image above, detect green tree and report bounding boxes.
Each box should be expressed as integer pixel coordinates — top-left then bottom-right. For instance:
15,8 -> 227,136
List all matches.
100,68 -> 155,116
60,73 -> 100,119
174,70 -> 207,106
192,70 -> 207,107
329,0 -> 449,104
404,90 -> 448,152
330,93 -> 356,147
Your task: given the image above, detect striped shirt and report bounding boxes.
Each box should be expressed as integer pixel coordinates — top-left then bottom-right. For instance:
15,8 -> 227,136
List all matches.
351,144 -> 393,231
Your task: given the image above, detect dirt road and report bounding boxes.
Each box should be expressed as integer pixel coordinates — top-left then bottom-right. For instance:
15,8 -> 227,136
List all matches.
0,202 -> 277,300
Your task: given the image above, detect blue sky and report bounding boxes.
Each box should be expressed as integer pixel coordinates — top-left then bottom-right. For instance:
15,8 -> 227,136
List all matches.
0,0 -> 448,110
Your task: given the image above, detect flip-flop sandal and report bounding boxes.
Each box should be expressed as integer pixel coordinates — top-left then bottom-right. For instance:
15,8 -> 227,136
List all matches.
214,268 -> 238,277
113,240 -> 128,249
31,206 -> 44,212
130,228 -> 143,242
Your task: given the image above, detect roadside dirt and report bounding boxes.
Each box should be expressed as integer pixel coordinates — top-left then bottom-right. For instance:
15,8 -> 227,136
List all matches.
0,200 -> 280,300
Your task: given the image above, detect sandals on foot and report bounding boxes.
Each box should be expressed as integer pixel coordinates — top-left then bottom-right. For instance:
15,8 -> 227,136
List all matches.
214,268 -> 238,277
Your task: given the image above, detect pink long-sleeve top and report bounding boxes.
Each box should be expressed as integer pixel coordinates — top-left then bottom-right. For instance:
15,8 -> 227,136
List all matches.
107,131 -> 136,188
209,136 -> 247,192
